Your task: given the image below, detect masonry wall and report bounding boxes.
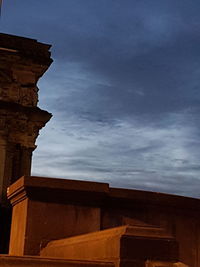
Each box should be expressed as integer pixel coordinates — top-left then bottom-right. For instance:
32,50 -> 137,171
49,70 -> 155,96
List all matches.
7,176 -> 200,267
101,189 -> 200,267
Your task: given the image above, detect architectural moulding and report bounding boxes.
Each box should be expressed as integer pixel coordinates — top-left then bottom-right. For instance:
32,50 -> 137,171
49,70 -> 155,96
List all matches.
0,33 -> 52,205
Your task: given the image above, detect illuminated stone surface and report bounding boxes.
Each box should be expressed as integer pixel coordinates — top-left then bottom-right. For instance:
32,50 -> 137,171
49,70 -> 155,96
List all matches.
40,225 -> 178,266
7,176 -> 200,267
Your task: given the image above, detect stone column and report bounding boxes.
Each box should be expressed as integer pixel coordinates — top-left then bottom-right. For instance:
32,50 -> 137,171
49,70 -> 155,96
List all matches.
0,33 -> 53,206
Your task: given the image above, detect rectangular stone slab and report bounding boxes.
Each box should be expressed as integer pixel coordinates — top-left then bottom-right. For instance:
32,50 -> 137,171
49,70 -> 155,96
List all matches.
41,225 -> 178,262
7,176 -> 109,256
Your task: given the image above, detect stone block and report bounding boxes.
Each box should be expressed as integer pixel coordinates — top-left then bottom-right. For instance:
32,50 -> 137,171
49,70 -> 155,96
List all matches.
0,33 -> 52,207
7,175 -> 200,266
41,225 -> 178,266
7,176 -> 109,256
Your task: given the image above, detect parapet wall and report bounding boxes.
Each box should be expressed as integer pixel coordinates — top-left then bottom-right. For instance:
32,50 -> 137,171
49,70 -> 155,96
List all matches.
7,176 -> 200,267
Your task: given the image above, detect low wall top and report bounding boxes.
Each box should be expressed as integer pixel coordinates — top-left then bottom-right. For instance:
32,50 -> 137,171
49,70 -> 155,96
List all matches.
7,176 -> 200,211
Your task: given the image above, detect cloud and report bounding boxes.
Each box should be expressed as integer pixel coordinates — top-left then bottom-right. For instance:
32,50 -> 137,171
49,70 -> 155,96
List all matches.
32,111 -> 200,197
2,0 -> 200,197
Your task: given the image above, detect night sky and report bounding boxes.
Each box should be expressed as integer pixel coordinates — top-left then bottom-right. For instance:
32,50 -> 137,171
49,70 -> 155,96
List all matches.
1,0 -> 200,197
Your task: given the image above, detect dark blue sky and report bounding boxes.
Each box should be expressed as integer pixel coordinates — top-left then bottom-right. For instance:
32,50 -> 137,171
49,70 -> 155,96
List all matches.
1,0 -> 200,197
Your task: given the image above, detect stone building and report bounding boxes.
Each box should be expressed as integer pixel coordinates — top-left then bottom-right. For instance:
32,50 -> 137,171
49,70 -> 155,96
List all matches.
0,33 -> 52,204
0,33 -> 199,267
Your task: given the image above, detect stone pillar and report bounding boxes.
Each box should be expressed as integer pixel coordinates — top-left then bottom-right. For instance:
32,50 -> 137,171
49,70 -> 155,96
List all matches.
0,33 -> 52,206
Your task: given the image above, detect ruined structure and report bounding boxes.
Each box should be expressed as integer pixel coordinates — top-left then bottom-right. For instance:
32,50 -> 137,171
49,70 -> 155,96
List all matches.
0,33 -> 52,252
0,33 -> 52,205
0,33 -> 199,267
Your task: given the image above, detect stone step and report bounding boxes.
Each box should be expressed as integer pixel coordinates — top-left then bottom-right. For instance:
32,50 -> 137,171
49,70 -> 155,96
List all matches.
0,255 -> 114,267
40,225 -> 178,263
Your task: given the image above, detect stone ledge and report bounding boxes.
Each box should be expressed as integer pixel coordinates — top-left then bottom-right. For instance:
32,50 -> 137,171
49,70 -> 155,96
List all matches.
0,33 -> 52,65
41,225 -> 173,246
146,260 -> 188,267
0,255 -> 113,267
108,187 -> 200,210
7,176 -> 200,210
7,176 -> 109,206
40,225 -> 178,262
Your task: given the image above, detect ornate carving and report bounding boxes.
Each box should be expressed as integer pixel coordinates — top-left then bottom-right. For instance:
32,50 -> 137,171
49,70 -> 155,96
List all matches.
0,33 -> 53,203
0,67 -> 39,107
19,85 -> 38,106
0,108 -> 50,149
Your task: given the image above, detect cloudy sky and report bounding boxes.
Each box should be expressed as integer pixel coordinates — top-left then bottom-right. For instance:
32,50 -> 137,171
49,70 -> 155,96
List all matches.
1,0 -> 200,197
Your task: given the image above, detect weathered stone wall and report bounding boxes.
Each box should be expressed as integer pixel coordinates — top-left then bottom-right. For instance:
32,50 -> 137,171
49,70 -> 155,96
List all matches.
0,33 -> 52,205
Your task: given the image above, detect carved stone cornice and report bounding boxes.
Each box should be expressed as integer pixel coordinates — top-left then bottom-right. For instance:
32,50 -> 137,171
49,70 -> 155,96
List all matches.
0,33 -> 53,204
0,33 -> 53,108
0,101 -> 52,148
0,33 -> 52,66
